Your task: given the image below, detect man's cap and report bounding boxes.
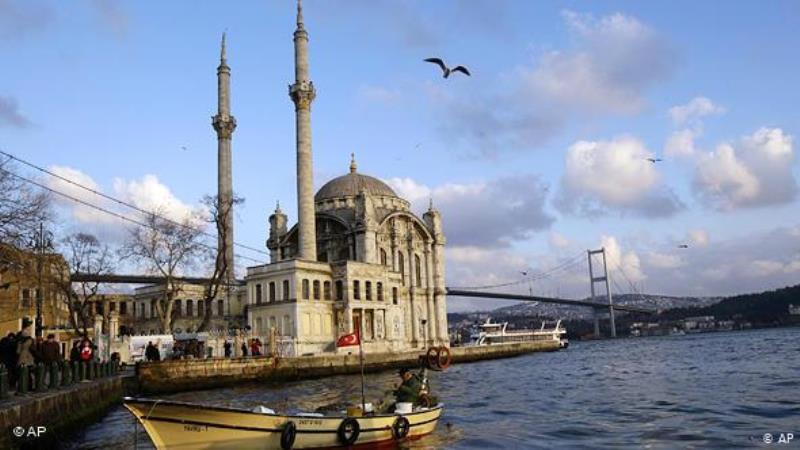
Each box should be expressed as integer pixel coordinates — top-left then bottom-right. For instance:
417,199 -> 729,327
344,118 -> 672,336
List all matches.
398,367 -> 410,375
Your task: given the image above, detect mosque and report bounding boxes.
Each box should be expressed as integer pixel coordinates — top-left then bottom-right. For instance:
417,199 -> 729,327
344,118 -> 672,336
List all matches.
212,1 -> 449,355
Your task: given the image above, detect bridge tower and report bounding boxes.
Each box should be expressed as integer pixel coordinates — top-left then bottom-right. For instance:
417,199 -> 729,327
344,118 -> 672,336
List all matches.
587,248 -> 616,338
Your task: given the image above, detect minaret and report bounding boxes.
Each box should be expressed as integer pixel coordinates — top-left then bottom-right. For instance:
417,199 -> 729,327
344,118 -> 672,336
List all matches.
289,0 -> 317,261
212,32 -> 237,281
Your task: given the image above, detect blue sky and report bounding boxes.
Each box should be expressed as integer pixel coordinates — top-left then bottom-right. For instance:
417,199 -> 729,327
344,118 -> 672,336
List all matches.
2,1 -> 799,311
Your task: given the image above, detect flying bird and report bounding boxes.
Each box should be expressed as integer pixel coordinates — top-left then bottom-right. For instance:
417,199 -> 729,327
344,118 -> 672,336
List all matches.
180,146 -> 188,151
424,58 -> 471,78
646,157 -> 663,163
677,244 -> 689,249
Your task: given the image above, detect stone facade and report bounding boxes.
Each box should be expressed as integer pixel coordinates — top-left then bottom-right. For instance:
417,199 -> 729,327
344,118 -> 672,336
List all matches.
0,244 -> 71,336
245,2 -> 448,356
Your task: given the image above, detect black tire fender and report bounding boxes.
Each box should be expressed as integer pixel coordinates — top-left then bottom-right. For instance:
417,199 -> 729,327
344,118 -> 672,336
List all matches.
280,421 -> 296,450
437,346 -> 452,369
392,416 -> 411,440
337,417 -> 360,445
425,346 -> 440,369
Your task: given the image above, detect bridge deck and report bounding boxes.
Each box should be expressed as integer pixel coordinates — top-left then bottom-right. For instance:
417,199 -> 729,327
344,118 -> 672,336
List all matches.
446,289 -> 654,314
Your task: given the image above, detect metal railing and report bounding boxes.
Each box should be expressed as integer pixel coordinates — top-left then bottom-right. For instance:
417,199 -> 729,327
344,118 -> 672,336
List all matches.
0,360 -> 121,400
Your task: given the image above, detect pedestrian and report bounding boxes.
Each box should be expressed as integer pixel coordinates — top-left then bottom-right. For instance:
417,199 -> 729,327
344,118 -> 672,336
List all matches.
0,332 -> 16,372
69,341 -> 81,363
33,336 -> 44,365
223,340 -> 232,358
145,341 -> 159,361
79,339 -> 93,362
241,342 -> 248,357
40,334 -> 61,366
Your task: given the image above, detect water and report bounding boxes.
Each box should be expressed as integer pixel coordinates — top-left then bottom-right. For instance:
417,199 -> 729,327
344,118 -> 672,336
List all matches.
64,327 -> 800,449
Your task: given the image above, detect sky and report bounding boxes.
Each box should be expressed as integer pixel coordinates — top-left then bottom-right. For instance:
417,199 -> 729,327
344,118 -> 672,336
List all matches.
2,0 -> 799,312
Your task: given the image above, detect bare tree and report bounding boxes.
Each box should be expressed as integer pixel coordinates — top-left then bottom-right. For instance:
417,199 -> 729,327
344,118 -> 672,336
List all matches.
196,194 -> 243,332
51,233 -> 115,337
121,212 -> 205,333
0,161 -> 51,246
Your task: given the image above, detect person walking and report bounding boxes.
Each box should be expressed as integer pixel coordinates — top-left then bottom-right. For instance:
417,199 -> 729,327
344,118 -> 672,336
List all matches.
240,342 -> 248,357
223,340 -> 232,358
69,341 -> 81,363
40,334 -> 61,366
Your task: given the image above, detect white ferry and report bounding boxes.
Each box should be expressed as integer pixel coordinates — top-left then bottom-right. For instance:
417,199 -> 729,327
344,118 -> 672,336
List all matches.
469,318 -> 568,348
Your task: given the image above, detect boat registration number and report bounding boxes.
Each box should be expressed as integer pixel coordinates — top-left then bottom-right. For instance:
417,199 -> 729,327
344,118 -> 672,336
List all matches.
184,425 -> 209,432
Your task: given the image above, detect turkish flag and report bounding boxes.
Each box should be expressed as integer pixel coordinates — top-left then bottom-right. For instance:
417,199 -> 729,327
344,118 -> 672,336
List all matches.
336,332 -> 360,347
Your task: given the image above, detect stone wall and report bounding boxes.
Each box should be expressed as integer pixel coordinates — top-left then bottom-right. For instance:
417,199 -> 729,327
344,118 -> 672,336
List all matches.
137,340 -> 560,394
0,376 -> 124,449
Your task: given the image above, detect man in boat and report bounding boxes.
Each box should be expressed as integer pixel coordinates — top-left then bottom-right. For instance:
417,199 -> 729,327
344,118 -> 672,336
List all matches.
394,367 -> 422,404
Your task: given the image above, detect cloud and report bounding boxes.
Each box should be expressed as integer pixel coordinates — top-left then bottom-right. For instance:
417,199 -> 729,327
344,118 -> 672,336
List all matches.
0,0 -> 54,40
669,96 -> 725,126
47,166 -> 199,242
432,10 -> 675,157
693,127 -> 797,210
549,231 -> 570,249
600,235 -> 646,283
386,174 -> 554,247
113,175 -> 196,223
647,251 -> 685,269
664,97 -> 725,159
556,135 -> 684,217
687,229 -> 709,247
664,128 -> 697,158
0,96 -> 31,128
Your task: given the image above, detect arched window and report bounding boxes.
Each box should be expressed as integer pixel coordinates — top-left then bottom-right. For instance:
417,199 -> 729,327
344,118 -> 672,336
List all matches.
415,254 -> 422,287
174,299 -> 182,317
353,280 -> 361,300
256,317 -> 263,335
323,281 -> 331,300
377,282 -> 383,301
392,287 -> 398,305
151,299 -> 157,318
283,280 -> 290,300
398,252 -> 405,285
380,249 -> 387,266
256,284 -> 263,305
313,280 -> 321,300
335,280 -> 343,300
365,281 -> 372,301
186,299 -> 193,317
269,282 -> 276,302
302,279 -> 310,299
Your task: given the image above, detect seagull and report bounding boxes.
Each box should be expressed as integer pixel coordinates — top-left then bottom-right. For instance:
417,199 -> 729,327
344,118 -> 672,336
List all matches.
180,146 -> 188,151
646,157 -> 663,163
677,244 -> 689,249
424,58 -> 471,78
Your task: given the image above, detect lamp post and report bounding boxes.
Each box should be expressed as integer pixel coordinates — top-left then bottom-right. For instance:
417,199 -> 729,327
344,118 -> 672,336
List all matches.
29,222 -> 54,338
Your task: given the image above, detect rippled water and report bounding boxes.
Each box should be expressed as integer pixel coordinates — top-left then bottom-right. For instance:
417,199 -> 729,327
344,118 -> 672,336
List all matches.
64,327 -> 800,449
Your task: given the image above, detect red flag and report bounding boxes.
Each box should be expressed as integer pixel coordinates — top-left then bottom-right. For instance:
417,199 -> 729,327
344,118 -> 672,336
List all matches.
336,332 -> 360,347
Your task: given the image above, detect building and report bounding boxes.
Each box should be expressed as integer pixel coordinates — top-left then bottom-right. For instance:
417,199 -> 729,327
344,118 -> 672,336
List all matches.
0,243 -> 71,336
130,284 -> 246,335
244,2 -> 448,356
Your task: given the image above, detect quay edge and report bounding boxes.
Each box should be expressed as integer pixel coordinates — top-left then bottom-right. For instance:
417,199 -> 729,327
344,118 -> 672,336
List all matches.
136,341 -> 561,395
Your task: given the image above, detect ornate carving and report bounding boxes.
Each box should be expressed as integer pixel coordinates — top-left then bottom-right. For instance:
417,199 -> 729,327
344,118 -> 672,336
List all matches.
212,115 -> 237,139
289,81 -> 316,110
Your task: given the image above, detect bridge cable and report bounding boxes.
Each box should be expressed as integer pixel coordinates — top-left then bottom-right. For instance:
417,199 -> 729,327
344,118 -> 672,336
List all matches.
0,149 -> 270,258
0,166 -> 265,265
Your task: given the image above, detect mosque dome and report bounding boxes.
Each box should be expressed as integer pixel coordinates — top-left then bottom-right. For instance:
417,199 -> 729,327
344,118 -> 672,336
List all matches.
314,155 -> 398,201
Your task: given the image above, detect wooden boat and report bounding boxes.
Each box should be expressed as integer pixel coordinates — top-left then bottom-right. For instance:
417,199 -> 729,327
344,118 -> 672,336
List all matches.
124,396 -> 443,449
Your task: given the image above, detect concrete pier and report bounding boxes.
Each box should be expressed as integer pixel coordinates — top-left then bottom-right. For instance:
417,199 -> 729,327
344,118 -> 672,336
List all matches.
137,341 -> 561,394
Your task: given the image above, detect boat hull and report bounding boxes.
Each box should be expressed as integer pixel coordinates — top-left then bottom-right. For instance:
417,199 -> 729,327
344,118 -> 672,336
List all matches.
124,397 -> 442,449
